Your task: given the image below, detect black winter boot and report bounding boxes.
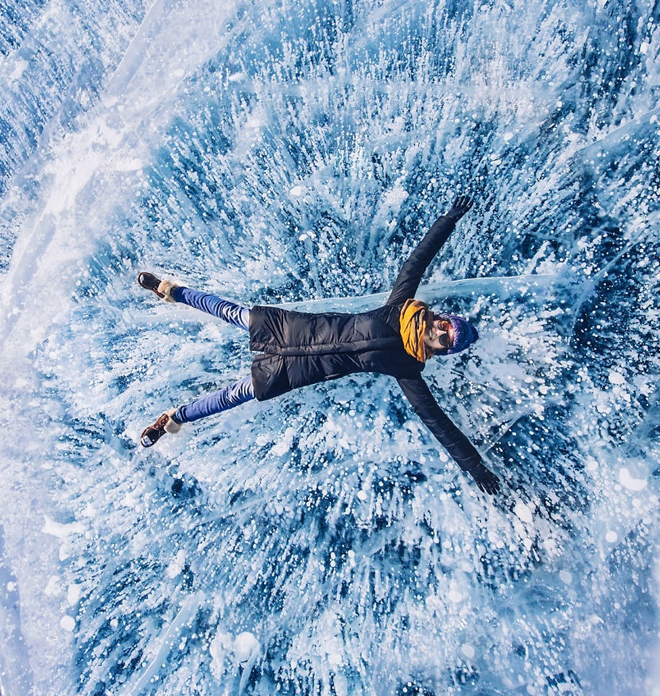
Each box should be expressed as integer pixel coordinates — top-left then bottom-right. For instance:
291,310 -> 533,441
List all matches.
137,272 -> 178,302
140,409 -> 181,447
137,271 -> 164,297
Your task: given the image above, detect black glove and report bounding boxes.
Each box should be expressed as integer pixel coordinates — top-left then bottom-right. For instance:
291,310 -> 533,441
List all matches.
468,461 -> 501,495
446,195 -> 474,222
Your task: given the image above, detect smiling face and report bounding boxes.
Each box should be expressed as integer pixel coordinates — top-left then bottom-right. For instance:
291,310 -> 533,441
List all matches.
423,314 -> 454,355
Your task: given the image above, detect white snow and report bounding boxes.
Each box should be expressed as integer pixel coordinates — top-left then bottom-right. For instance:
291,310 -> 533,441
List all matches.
608,370 -> 626,385
66,584 -> 82,605
60,615 -> 76,632
166,550 -> 187,579
619,467 -> 647,492
41,517 -> 85,539
514,502 -> 534,525
209,629 -> 233,679
233,632 -> 260,664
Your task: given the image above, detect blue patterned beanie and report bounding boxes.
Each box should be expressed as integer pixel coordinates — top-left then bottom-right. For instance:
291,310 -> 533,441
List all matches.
435,313 -> 479,354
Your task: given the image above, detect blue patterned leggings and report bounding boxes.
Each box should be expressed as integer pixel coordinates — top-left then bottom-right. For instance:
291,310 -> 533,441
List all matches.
169,287 -> 255,424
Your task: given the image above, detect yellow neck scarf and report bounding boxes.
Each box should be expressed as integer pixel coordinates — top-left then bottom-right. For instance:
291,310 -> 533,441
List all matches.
399,299 -> 430,363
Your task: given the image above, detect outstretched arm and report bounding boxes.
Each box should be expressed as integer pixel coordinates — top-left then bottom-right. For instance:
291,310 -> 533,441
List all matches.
386,195 -> 473,306
397,375 -> 501,495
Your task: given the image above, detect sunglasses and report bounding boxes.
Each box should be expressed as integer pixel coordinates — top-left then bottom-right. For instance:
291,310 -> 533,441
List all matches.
429,316 -> 454,351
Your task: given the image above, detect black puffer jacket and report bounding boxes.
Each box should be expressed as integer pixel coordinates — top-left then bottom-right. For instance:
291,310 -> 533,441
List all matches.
249,214 -> 482,473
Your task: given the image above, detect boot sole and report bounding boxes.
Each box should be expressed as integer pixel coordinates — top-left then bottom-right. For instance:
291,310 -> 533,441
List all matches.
137,272 -> 165,298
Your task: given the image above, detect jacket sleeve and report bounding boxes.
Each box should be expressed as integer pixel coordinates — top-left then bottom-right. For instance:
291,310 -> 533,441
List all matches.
386,215 -> 456,305
396,376 -> 482,473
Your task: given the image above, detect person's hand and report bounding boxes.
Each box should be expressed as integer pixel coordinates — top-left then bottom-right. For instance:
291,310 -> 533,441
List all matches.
446,195 -> 474,222
469,461 -> 501,495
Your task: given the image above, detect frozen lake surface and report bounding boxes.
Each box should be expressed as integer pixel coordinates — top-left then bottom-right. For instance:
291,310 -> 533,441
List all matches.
0,0 -> 659,694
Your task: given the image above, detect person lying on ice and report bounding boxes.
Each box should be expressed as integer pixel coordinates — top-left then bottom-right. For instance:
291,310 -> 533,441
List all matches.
138,195 -> 501,495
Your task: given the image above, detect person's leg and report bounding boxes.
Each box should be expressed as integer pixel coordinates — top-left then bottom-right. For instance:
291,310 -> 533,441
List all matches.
138,273 -> 249,330
170,287 -> 249,331
173,375 -> 255,424
140,376 -> 255,447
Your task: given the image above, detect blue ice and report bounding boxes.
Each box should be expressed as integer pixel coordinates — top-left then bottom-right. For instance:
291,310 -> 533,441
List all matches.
0,0 -> 659,694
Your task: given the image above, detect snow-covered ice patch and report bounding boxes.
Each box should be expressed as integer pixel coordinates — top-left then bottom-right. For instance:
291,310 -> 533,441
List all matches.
60,615 -> 76,632
514,502 -> 534,525
608,370 -> 626,385
234,631 -> 260,665
619,467 -> 647,491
